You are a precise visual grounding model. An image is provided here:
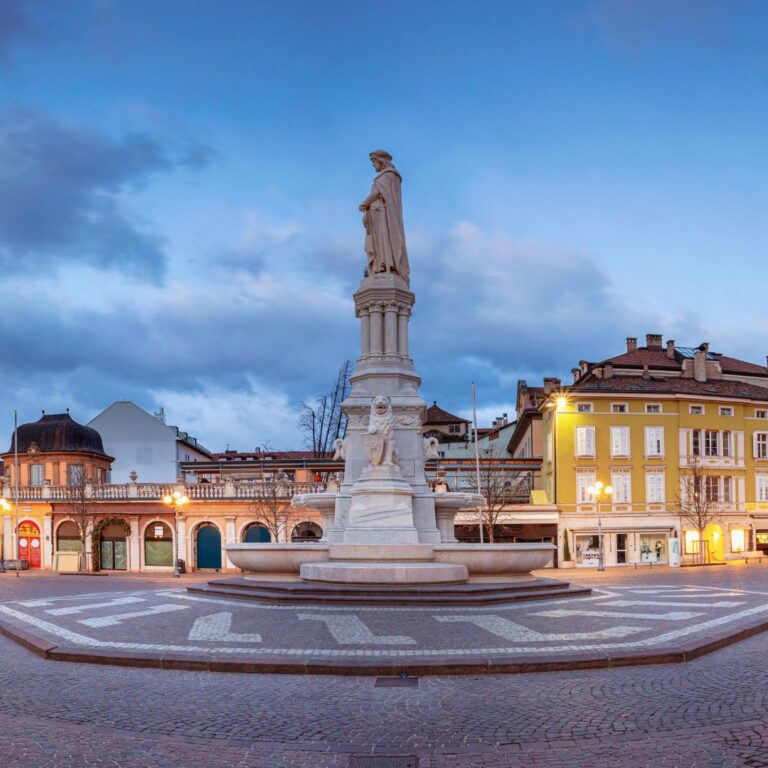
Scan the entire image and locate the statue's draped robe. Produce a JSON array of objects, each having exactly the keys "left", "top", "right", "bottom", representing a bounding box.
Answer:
[{"left": 363, "top": 166, "right": 410, "bottom": 283}]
